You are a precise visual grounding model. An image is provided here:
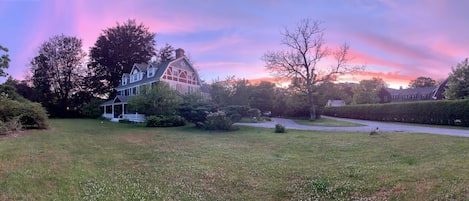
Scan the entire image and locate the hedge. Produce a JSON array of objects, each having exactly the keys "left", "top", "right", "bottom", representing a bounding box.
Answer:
[{"left": 323, "top": 100, "right": 469, "bottom": 126}]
